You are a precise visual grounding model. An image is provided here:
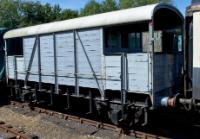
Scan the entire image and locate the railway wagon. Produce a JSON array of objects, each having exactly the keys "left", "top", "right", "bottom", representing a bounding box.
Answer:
[
  {"left": 182, "top": 1, "right": 200, "bottom": 110},
  {"left": 3, "top": 3, "right": 184, "bottom": 125}
]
